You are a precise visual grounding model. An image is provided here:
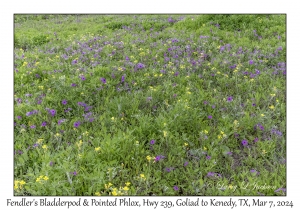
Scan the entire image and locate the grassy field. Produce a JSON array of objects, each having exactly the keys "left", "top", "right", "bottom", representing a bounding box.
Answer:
[{"left": 14, "top": 14, "right": 286, "bottom": 196}]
